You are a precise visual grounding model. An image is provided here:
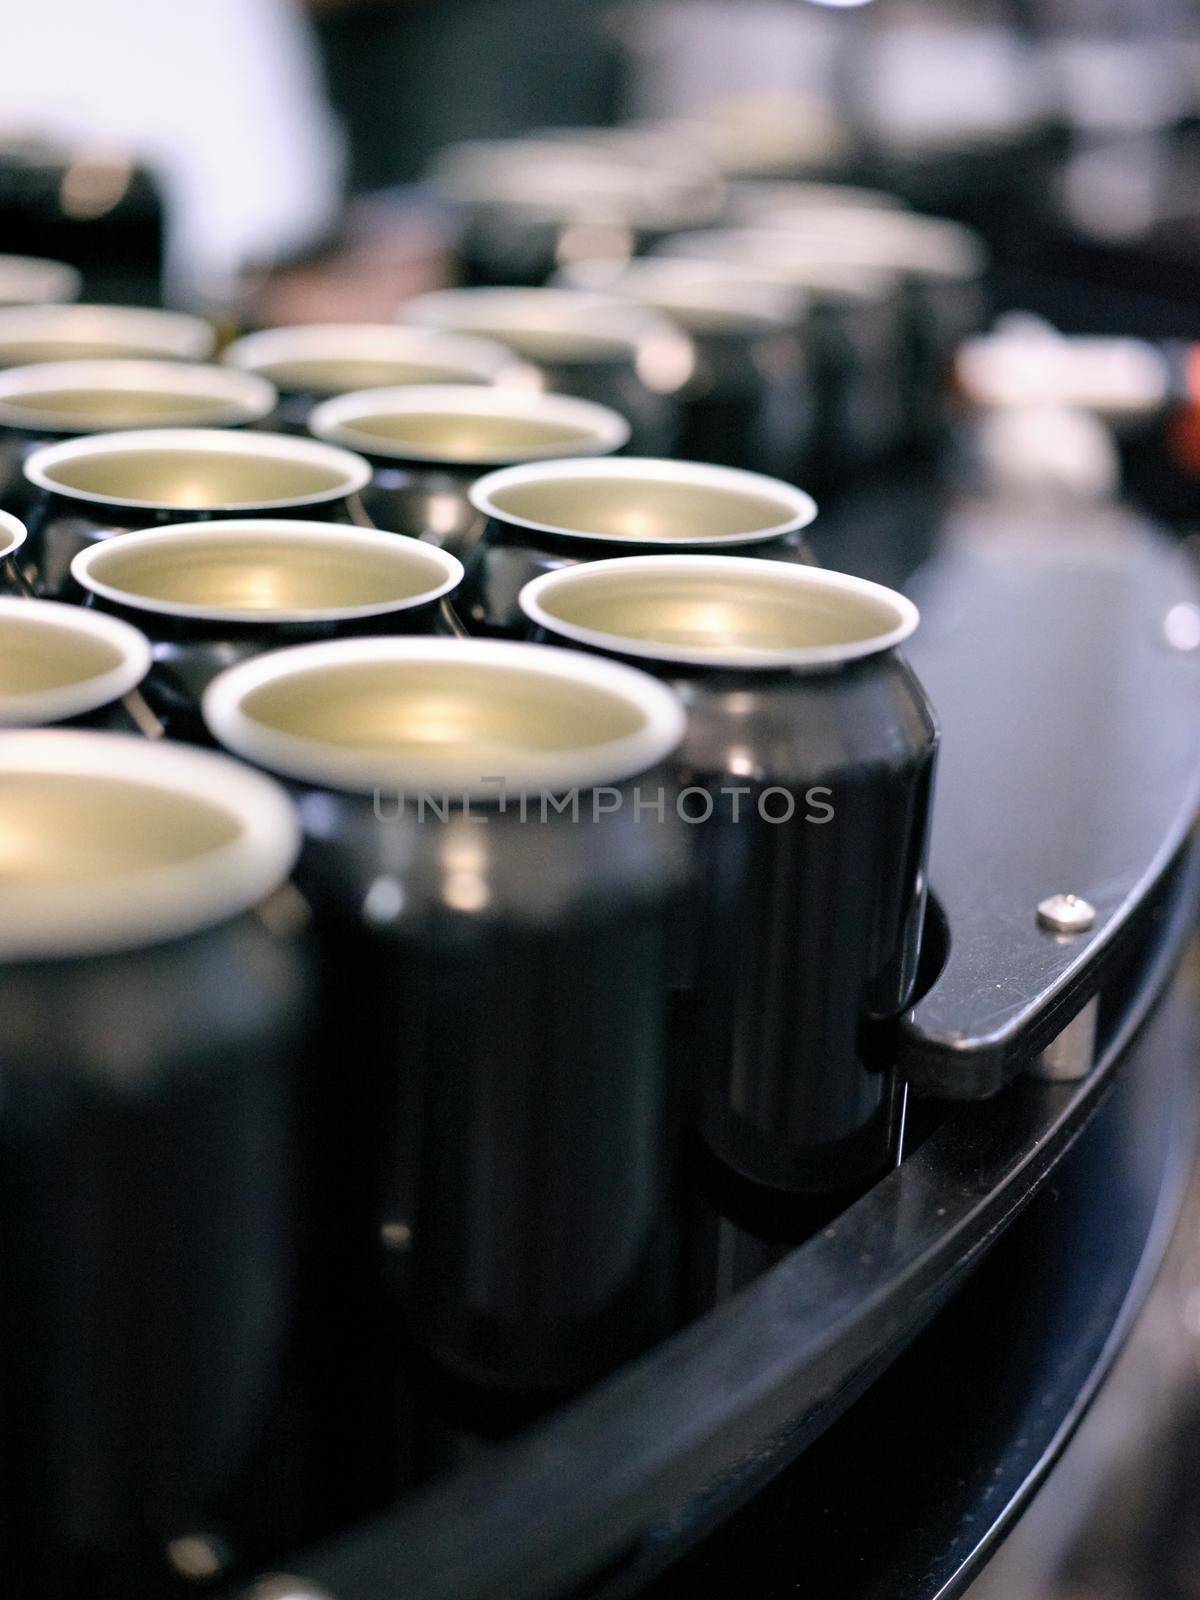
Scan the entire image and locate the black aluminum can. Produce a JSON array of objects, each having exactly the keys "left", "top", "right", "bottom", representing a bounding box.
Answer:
[
  {"left": 403, "top": 287, "right": 696, "bottom": 456},
  {"left": 741, "top": 210, "right": 988, "bottom": 452},
  {"left": 654, "top": 230, "right": 911, "bottom": 480},
  {"left": 0, "top": 596, "right": 151, "bottom": 731},
  {"left": 0, "top": 509, "right": 27, "bottom": 594},
  {"left": 556, "top": 255, "right": 817, "bottom": 478},
  {"left": 0, "top": 358, "right": 278, "bottom": 519},
  {"left": 429, "top": 134, "right": 724, "bottom": 288},
  {"left": 220, "top": 323, "right": 517, "bottom": 434},
  {"left": 203, "top": 635, "right": 690, "bottom": 1395},
  {"left": 461, "top": 454, "right": 818, "bottom": 636},
  {"left": 70, "top": 519, "right": 464, "bottom": 739},
  {"left": 520, "top": 555, "right": 938, "bottom": 1200},
  {"left": 308, "top": 383, "right": 630, "bottom": 553},
  {"left": 20, "top": 426, "right": 373, "bottom": 598},
  {"left": 0, "top": 731, "right": 307, "bottom": 1596}
]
